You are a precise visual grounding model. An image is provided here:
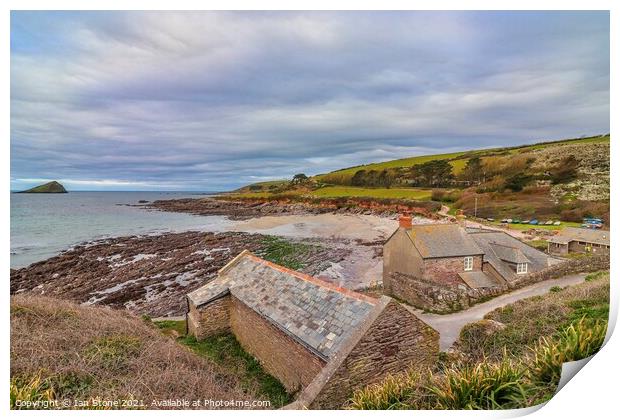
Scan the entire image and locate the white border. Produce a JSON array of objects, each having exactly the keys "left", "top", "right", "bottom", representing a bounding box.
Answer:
[{"left": 2, "top": 2, "right": 615, "bottom": 419}]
